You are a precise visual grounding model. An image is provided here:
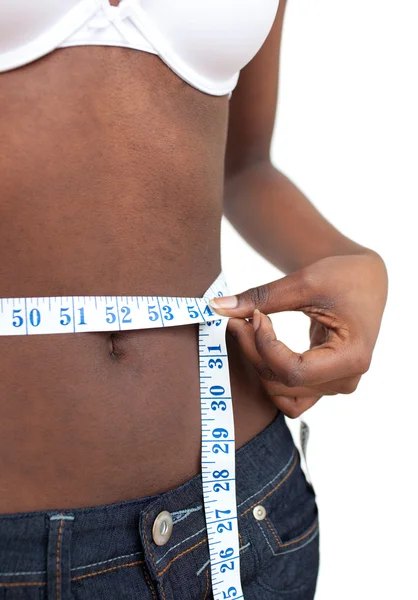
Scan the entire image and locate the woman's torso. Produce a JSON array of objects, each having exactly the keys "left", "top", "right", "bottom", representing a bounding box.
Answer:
[{"left": 0, "top": 43, "right": 278, "bottom": 514}]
